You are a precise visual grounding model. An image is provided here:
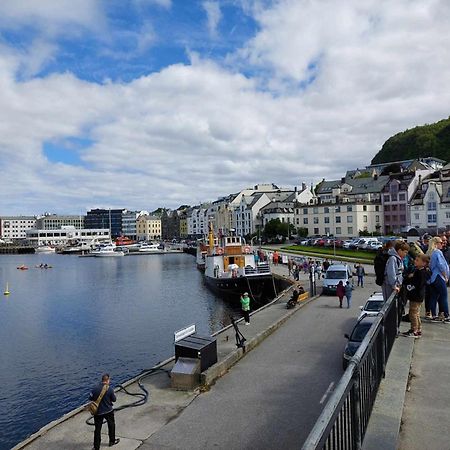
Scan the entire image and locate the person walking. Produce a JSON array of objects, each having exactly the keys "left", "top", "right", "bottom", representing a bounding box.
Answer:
[
  {"left": 89, "top": 374, "right": 120, "bottom": 450},
  {"left": 402, "top": 254, "right": 430, "bottom": 338},
  {"left": 336, "top": 280, "right": 345, "bottom": 308},
  {"left": 344, "top": 281, "right": 354, "bottom": 309},
  {"left": 427, "top": 237, "right": 450, "bottom": 322},
  {"left": 354, "top": 263, "right": 366, "bottom": 287},
  {"left": 240, "top": 292, "right": 251, "bottom": 325}
]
